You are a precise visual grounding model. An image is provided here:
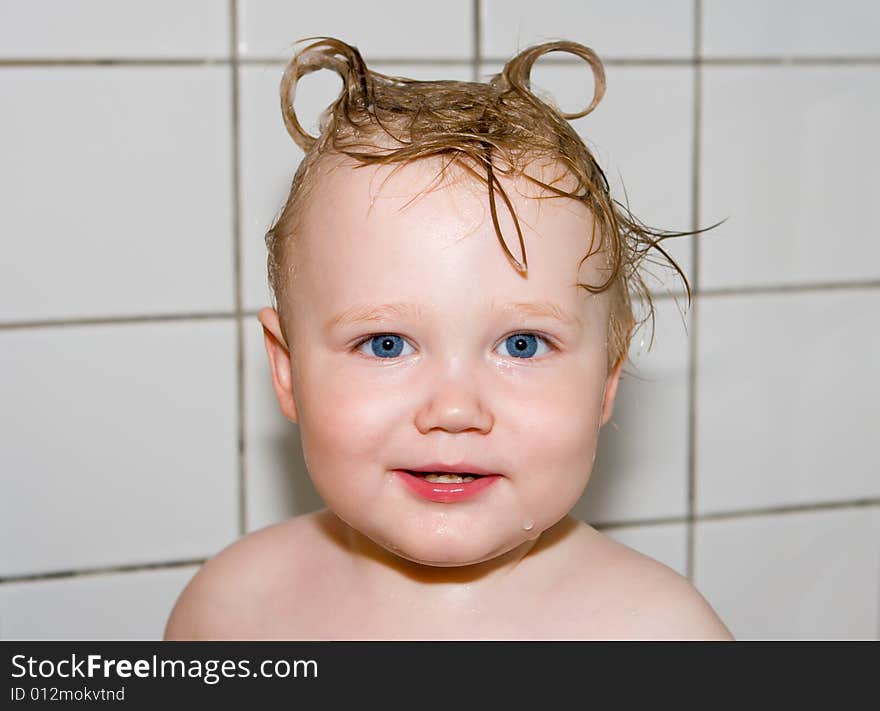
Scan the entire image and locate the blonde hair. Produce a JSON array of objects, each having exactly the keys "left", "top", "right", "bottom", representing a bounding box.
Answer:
[{"left": 266, "top": 36, "right": 696, "bottom": 369}]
